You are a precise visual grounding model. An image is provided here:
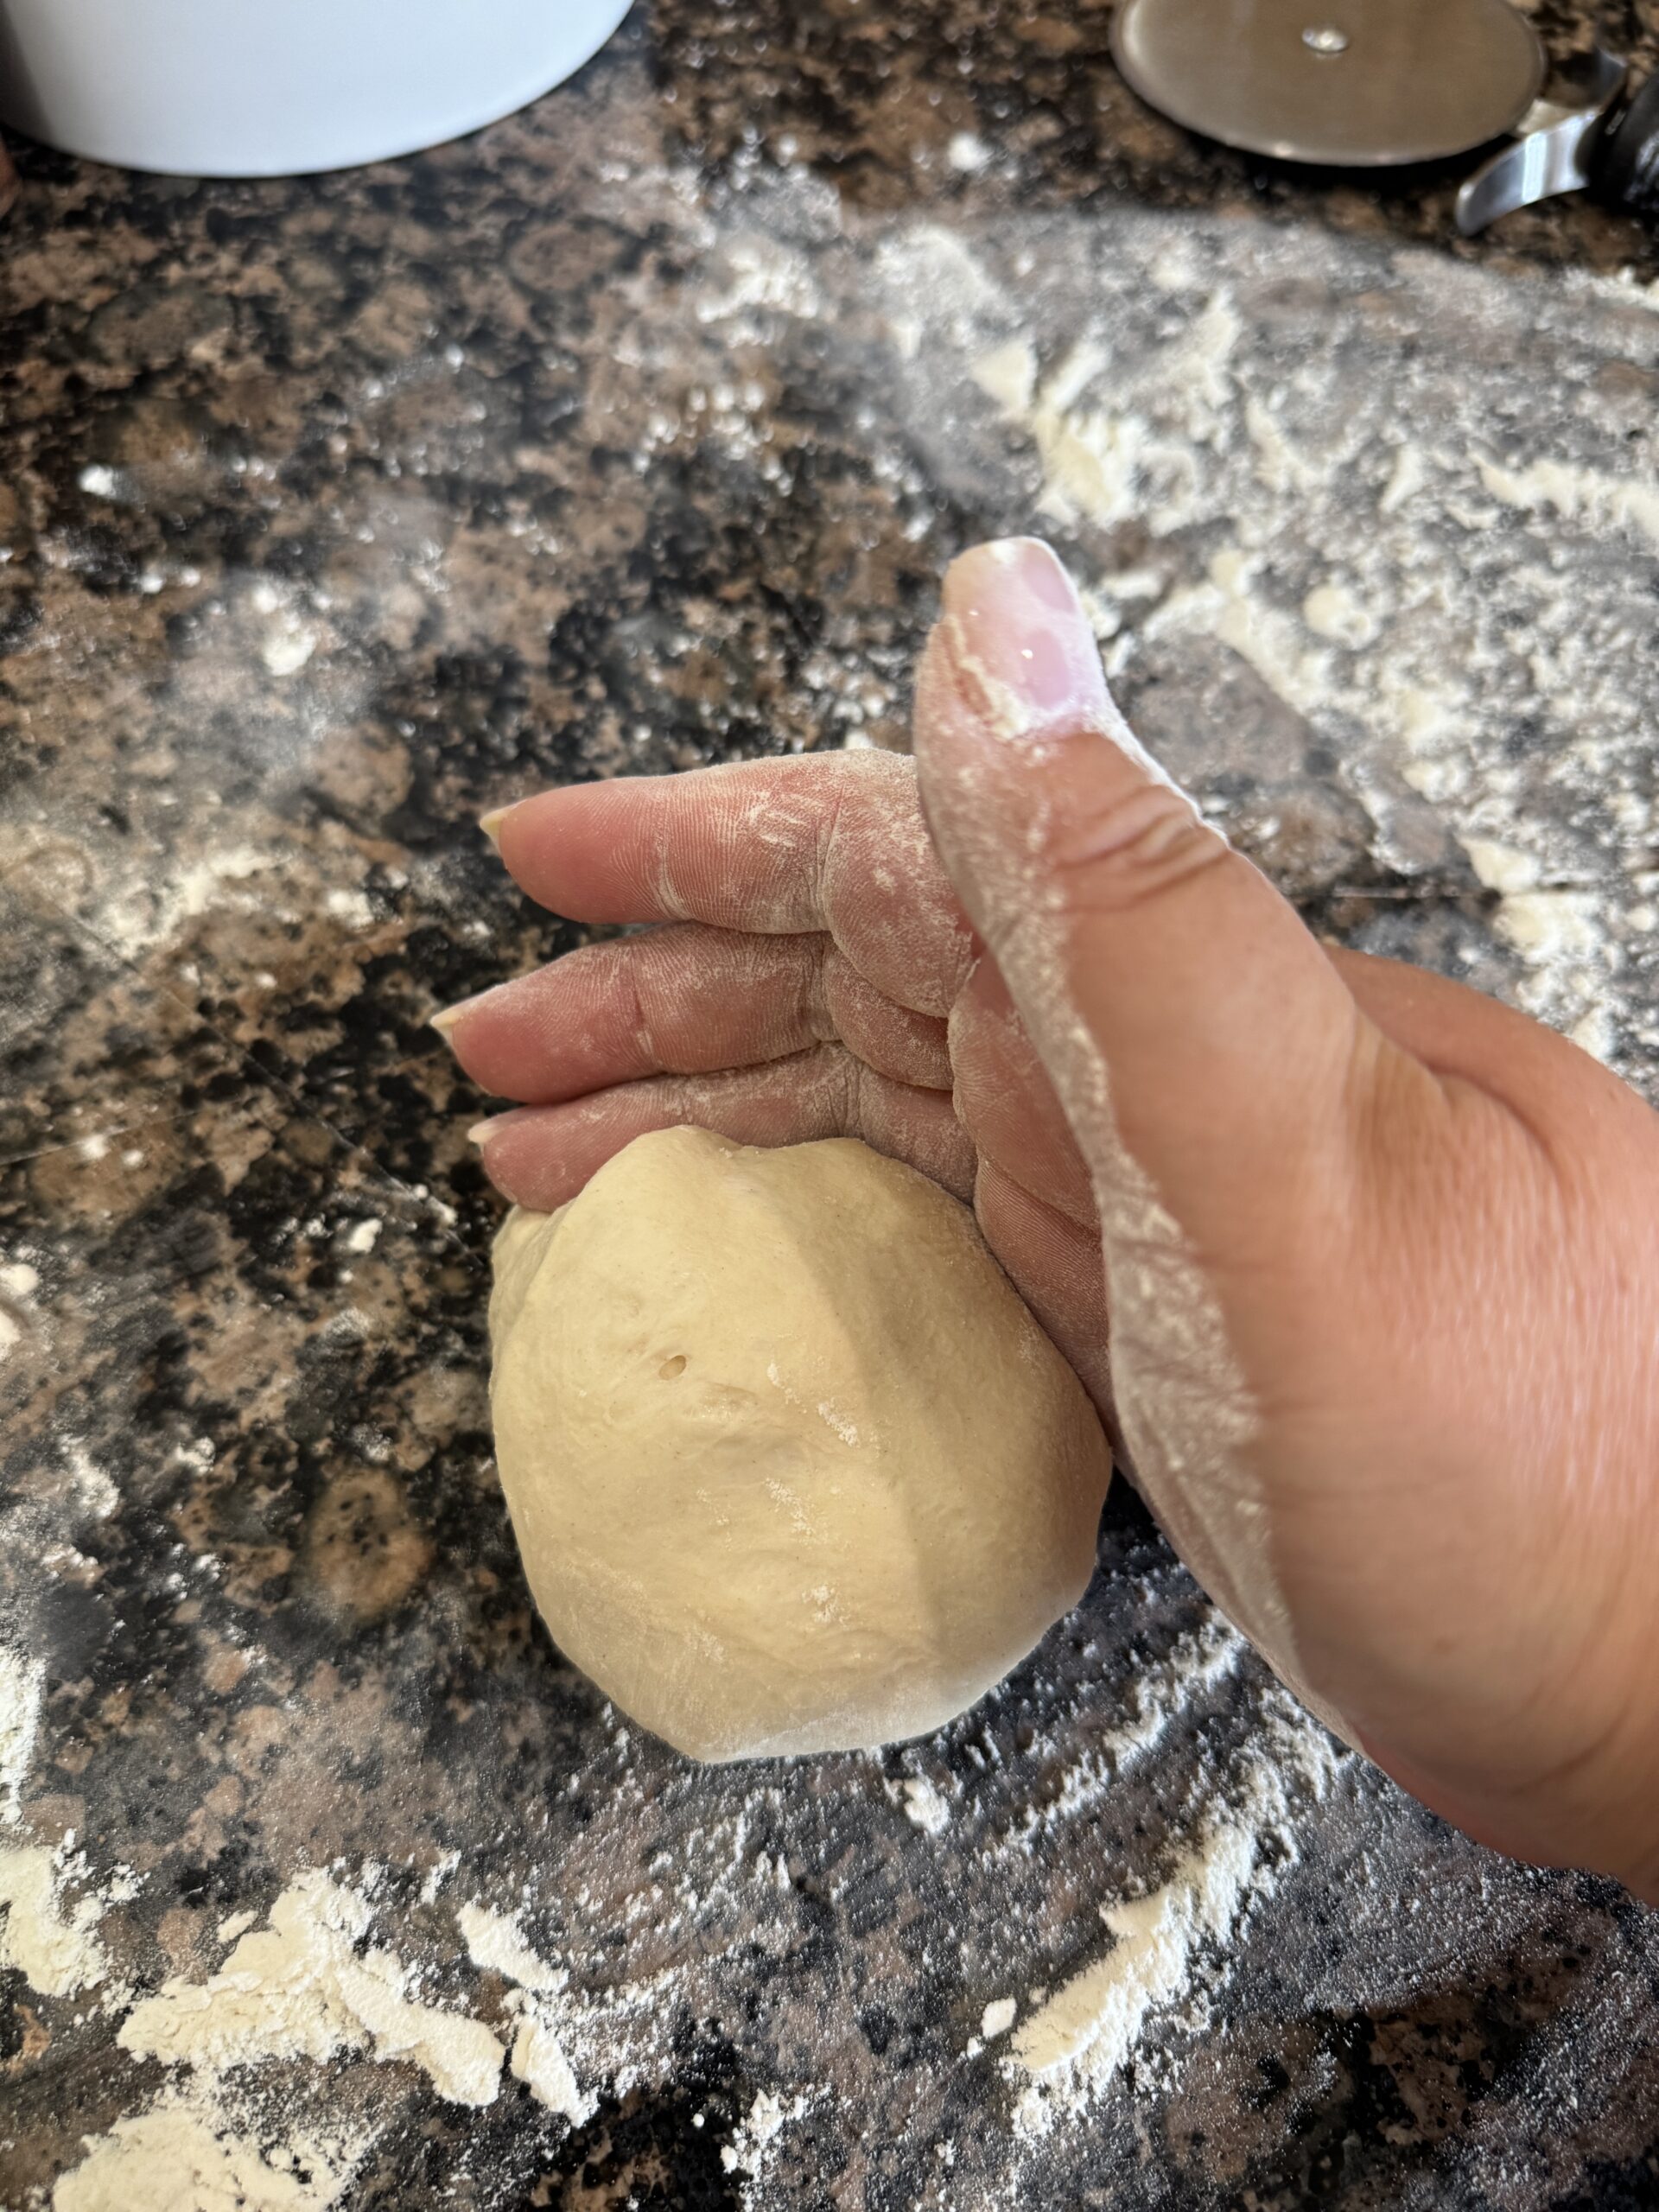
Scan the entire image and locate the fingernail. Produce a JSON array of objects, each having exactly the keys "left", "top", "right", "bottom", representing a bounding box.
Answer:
[
  {"left": 479, "top": 806, "right": 512, "bottom": 845},
  {"left": 467, "top": 1116, "right": 512, "bottom": 1148},
  {"left": 938, "top": 538, "right": 1109, "bottom": 741},
  {"left": 430, "top": 985, "right": 501, "bottom": 1038}
]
